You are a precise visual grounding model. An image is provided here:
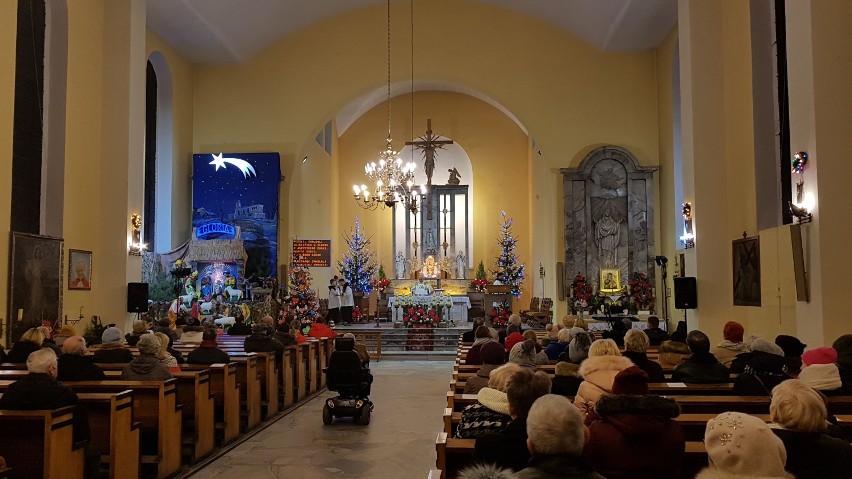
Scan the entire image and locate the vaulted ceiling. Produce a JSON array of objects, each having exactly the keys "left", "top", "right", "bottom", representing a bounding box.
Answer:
[{"left": 146, "top": 0, "right": 677, "bottom": 64}]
